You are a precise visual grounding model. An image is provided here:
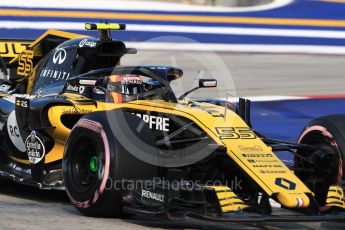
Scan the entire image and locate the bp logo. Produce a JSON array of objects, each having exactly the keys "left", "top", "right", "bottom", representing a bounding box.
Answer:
[{"left": 25, "top": 131, "right": 45, "bottom": 164}]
